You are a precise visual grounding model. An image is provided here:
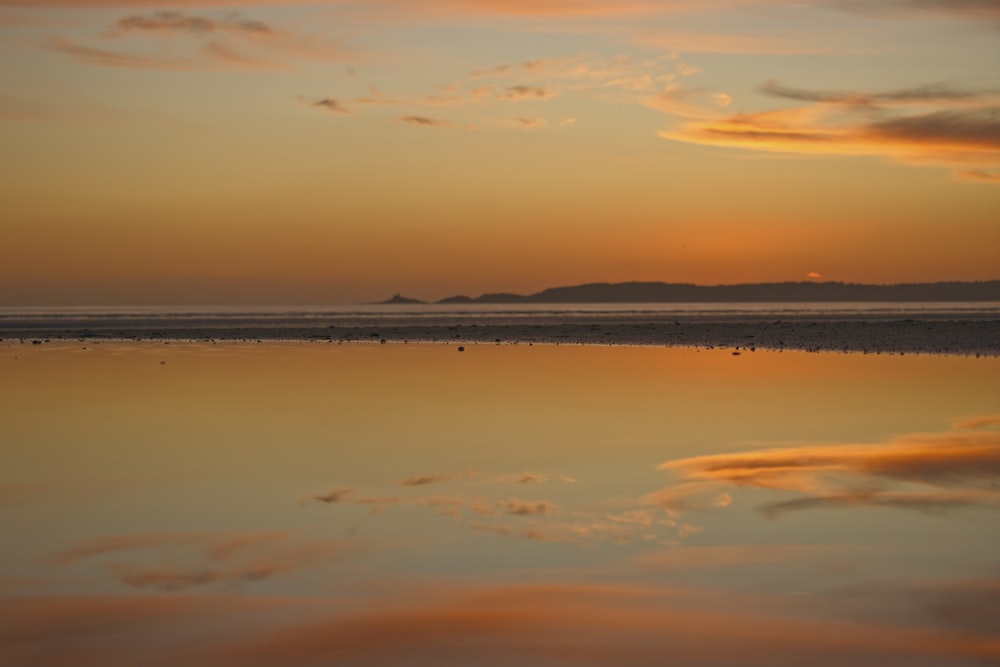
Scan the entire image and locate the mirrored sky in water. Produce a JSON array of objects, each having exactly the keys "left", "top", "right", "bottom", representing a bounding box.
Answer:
[{"left": 1, "top": 342, "right": 998, "bottom": 666}]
